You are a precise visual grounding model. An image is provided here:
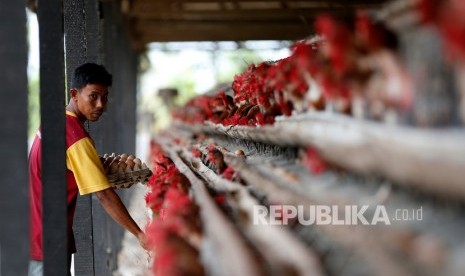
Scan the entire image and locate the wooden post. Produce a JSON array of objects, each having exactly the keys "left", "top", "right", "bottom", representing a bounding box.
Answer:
[
  {"left": 37, "top": 0, "right": 68, "bottom": 275},
  {"left": 90, "top": 3, "right": 139, "bottom": 275},
  {"left": 0, "top": 0, "right": 29, "bottom": 275}
]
